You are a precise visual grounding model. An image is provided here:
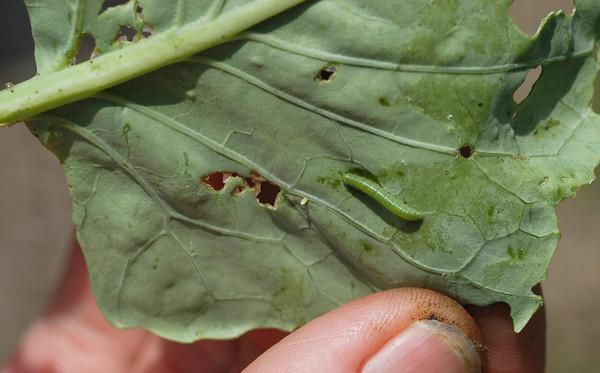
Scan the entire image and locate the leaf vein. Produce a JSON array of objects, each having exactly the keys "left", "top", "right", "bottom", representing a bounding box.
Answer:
[{"left": 240, "top": 33, "right": 594, "bottom": 75}]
